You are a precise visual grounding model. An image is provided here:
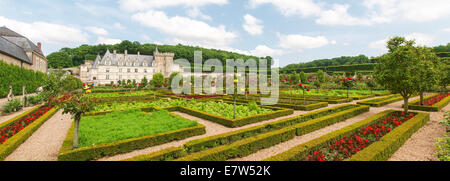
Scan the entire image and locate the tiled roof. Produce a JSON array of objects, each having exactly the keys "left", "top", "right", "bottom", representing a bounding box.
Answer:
[{"left": 0, "top": 26, "right": 44, "bottom": 56}]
